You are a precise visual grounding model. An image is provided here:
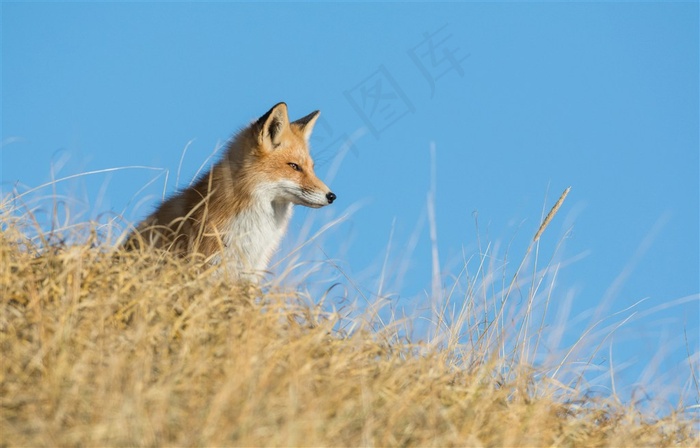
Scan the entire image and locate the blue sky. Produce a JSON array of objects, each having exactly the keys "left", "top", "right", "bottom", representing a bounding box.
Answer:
[{"left": 3, "top": 2, "right": 698, "bottom": 407}]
